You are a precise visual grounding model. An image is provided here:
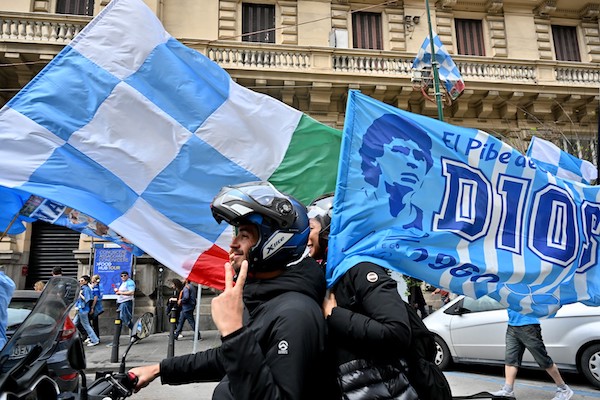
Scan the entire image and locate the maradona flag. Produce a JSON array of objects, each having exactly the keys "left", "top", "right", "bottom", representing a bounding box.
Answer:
[
  {"left": 328, "top": 90, "right": 600, "bottom": 317},
  {"left": 0, "top": 0, "right": 341, "bottom": 289}
]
